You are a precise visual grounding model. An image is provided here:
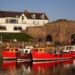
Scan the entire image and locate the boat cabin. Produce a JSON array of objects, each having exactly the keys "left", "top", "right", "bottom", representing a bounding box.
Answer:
[
  {"left": 18, "top": 48, "right": 31, "bottom": 54},
  {"left": 32, "top": 47, "right": 46, "bottom": 53},
  {"left": 63, "top": 45, "right": 75, "bottom": 52},
  {"left": 32, "top": 47, "right": 54, "bottom": 53},
  {"left": 4, "top": 48, "right": 18, "bottom": 52}
]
